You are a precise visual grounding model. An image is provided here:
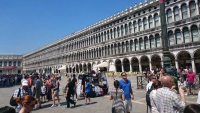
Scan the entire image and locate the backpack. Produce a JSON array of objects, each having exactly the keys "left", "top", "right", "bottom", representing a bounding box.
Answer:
[
  {"left": 146, "top": 85, "right": 153, "bottom": 108},
  {"left": 10, "top": 88, "right": 21, "bottom": 106}
]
